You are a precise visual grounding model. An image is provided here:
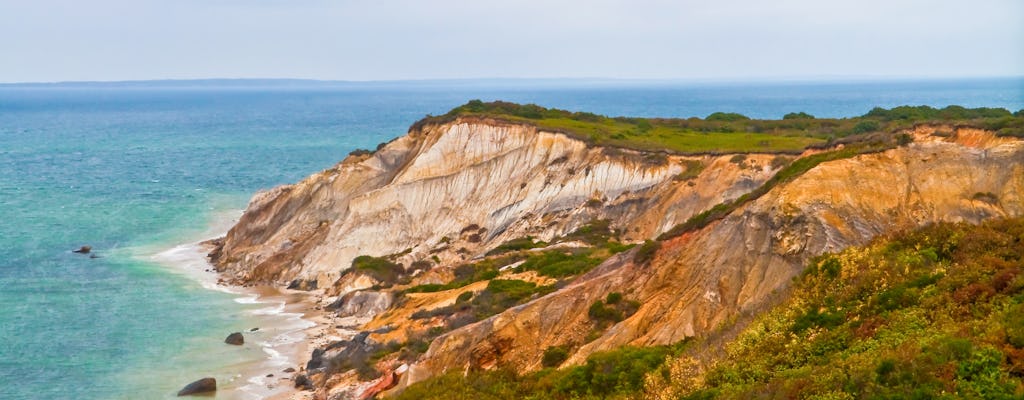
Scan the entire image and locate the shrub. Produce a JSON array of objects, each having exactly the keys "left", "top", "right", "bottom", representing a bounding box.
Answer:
[
  {"left": 486, "top": 236, "right": 546, "bottom": 255},
  {"left": 783, "top": 111, "right": 815, "bottom": 120},
  {"left": 706, "top": 112, "right": 750, "bottom": 121},
  {"left": 674, "top": 159, "right": 706, "bottom": 181},
  {"left": 634, "top": 240, "right": 661, "bottom": 265},
  {"left": 542, "top": 346, "right": 570, "bottom": 367},
  {"left": 852, "top": 120, "right": 881, "bottom": 134},
  {"left": 351, "top": 255, "right": 404, "bottom": 284},
  {"left": 588, "top": 300, "right": 623, "bottom": 324},
  {"left": 517, "top": 250, "right": 602, "bottom": 278},
  {"left": 456, "top": 291, "right": 473, "bottom": 303}
]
